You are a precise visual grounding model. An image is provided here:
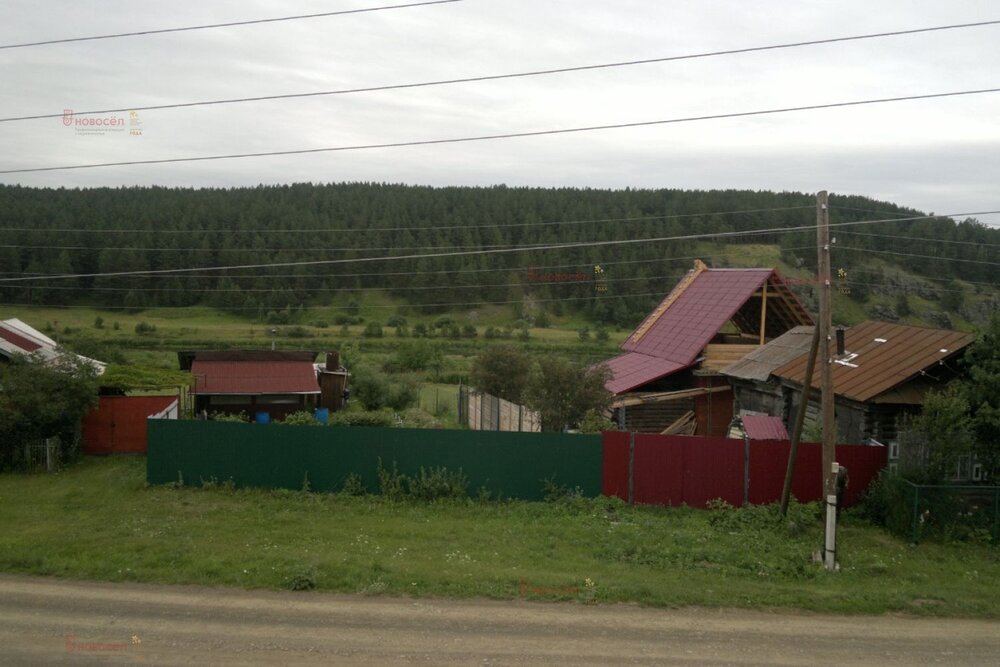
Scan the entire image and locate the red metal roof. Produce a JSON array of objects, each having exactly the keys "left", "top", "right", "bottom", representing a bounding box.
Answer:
[
  {"left": 0, "top": 324, "right": 43, "bottom": 352},
  {"left": 741, "top": 415, "right": 790, "bottom": 441},
  {"left": 191, "top": 360, "right": 320, "bottom": 395},
  {"left": 623, "top": 269, "right": 773, "bottom": 363},
  {"left": 602, "top": 352, "right": 687, "bottom": 395}
]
